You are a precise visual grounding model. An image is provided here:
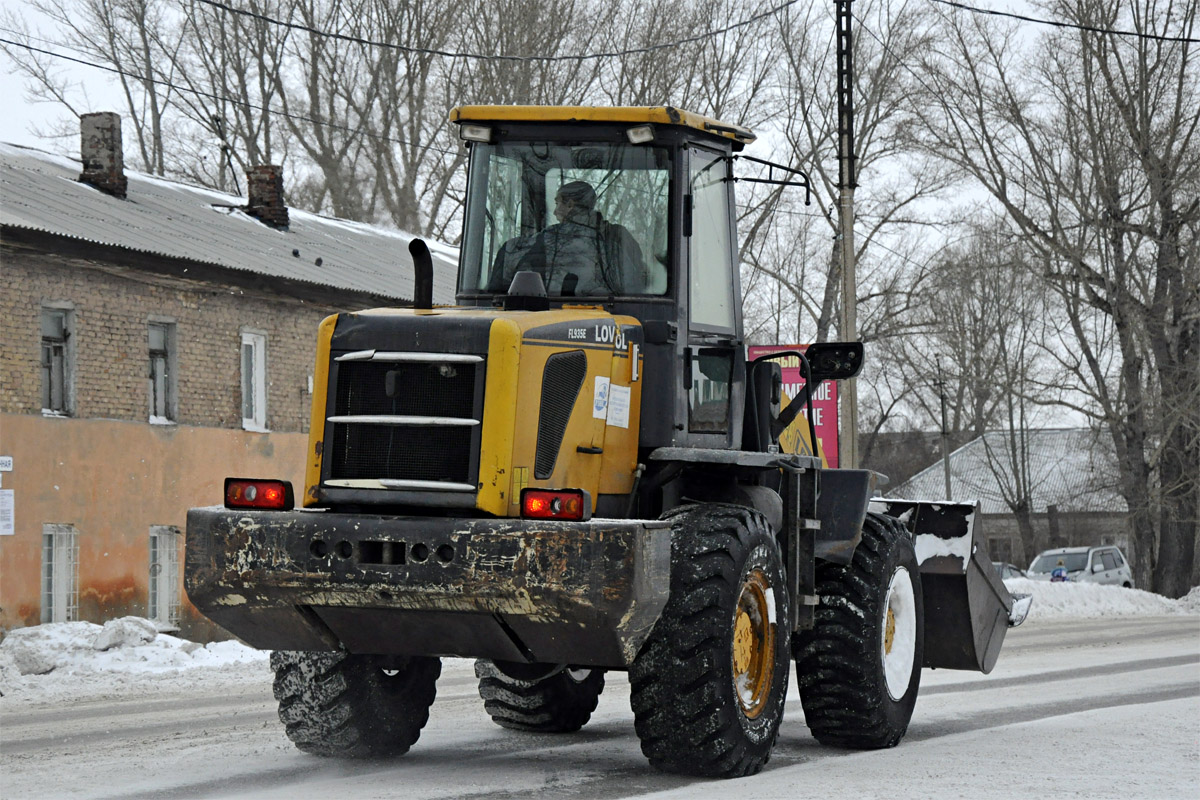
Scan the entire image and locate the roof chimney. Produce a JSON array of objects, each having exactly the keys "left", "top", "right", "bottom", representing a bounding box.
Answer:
[
  {"left": 78, "top": 112, "right": 127, "bottom": 199},
  {"left": 245, "top": 165, "right": 289, "bottom": 228}
]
